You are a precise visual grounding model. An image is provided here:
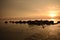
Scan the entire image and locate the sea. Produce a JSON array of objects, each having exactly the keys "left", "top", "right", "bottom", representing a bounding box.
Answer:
[{"left": 0, "top": 19, "right": 60, "bottom": 40}]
